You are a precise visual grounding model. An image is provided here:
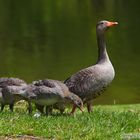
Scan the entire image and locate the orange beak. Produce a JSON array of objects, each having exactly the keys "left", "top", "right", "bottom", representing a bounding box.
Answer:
[{"left": 106, "top": 21, "right": 118, "bottom": 27}]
